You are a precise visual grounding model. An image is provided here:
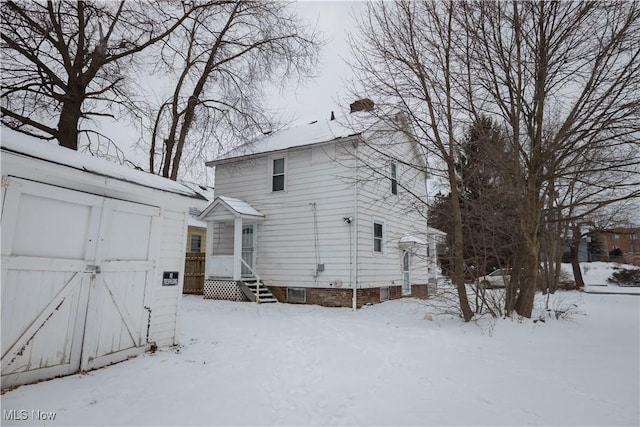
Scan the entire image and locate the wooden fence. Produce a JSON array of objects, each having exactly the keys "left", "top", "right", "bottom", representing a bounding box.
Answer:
[{"left": 183, "top": 252, "right": 205, "bottom": 294}]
